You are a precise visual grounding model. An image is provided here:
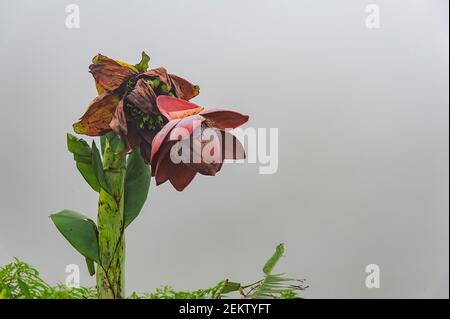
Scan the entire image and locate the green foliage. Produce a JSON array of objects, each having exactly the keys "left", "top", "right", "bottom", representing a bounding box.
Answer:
[
  {"left": 263, "top": 243, "right": 284, "bottom": 275},
  {"left": 249, "top": 244, "right": 307, "bottom": 299},
  {"left": 134, "top": 51, "right": 150, "bottom": 72},
  {"left": 67, "top": 133, "right": 101, "bottom": 192},
  {"left": 131, "top": 280, "right": 246, "bottom": 299},
  {"left": 50, "top": 210, "right": 100, "bottom": 264},
  {"left": 91, "top": 141, "right": 111, "bottom": 194},
  {"left": 40, "top": 285, "right": 97, "bottom": 299},
  {"left": 131, "top": 283, "right": 222, "bottom": 299},
  {"left": 251, "top": 274, "right": 300, "bottom": 299},
  {"left": 0, "top": 244, "right": 307, "bottom": 299},
  {"left": 66, "top": 133, "right": 120, "bottom": 195},
  {"left": 124, "top": 149, "right": 151, "bottom": 228},
  {"left": 220, "top": 280, "right": 241, "bottom": 294},
  {"left": 85, "top": 257, "right": 96, "bottom": 276},
  {"left": 61, "top": 131, "right": 150, "bottom": 281},
  {"left": 0, "top": 258, "right": 96, "bottom": 299},
  {"left": 100, "top": 131, "right": 117, "bottom": 154}
]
